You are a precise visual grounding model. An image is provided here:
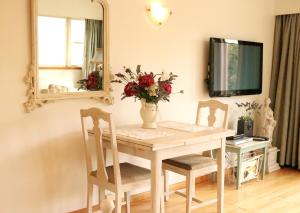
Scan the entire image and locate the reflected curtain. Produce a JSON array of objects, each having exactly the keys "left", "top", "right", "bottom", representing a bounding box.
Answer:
[
  {"left": 82, "top": 19, "right": 102, "bottom": 78},
  {"left": 269, "top": 14, "right": 300, "bottom": 169}
]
